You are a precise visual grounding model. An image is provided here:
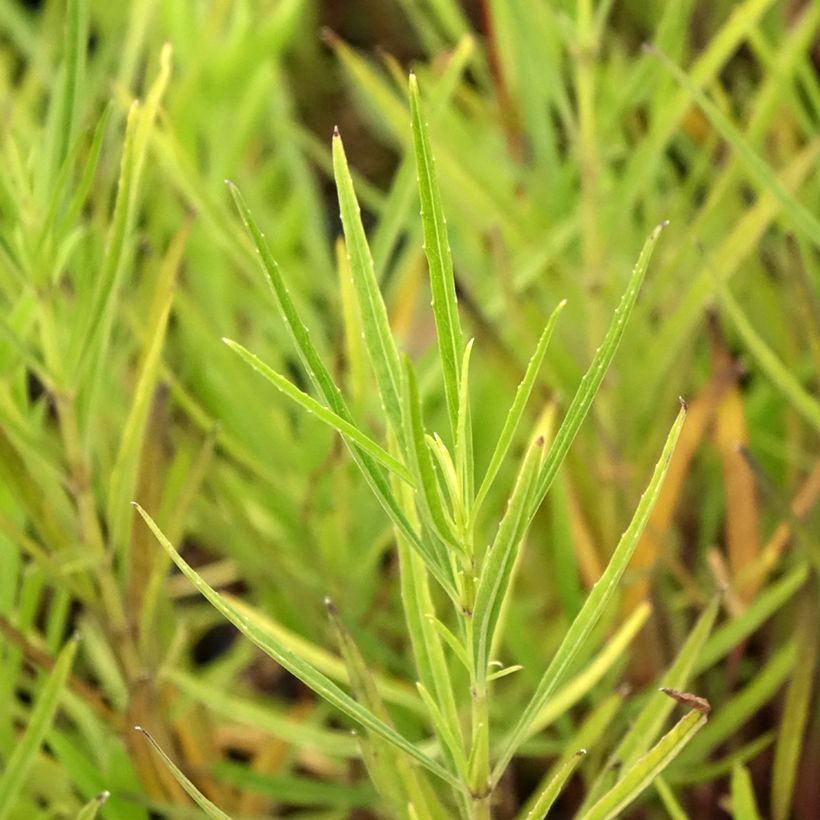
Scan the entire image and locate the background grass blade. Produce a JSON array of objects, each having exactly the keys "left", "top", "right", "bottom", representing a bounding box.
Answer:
[
  {"left": 718, "top": 282, "right": 820, "bottom": 433},
  {"left": 770, "top": 595, "right": 816, "bottom": 820},
  {"left": 0, "top": 634, "right": 78, "bottom": 819}
]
